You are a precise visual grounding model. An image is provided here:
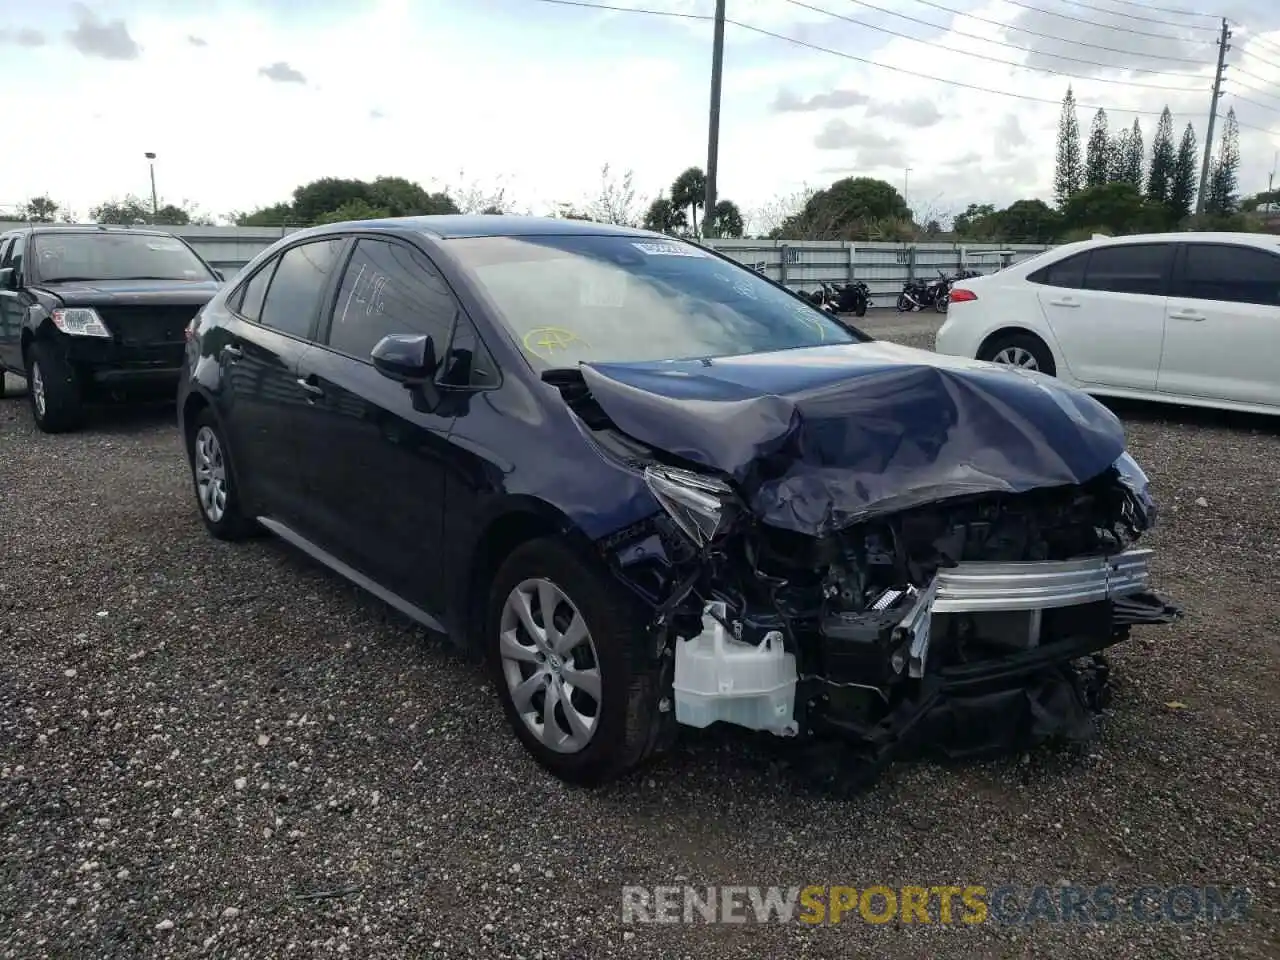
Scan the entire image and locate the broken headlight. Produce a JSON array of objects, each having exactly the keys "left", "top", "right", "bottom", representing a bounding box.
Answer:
[
  {"left": 643, "top": 465, "right": 739, "bottom": 547},
  {"left": 1113, "top": 451, "right": 1157, "bottom": 530}
]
